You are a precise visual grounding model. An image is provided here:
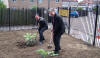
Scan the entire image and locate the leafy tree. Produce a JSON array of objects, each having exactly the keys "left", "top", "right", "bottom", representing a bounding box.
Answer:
[
  {"left": 0, "top": 0, "right": 6, "bottom": 8},
  {"left": 32, "top": 5, "right": 37, "bottom": 9}
]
